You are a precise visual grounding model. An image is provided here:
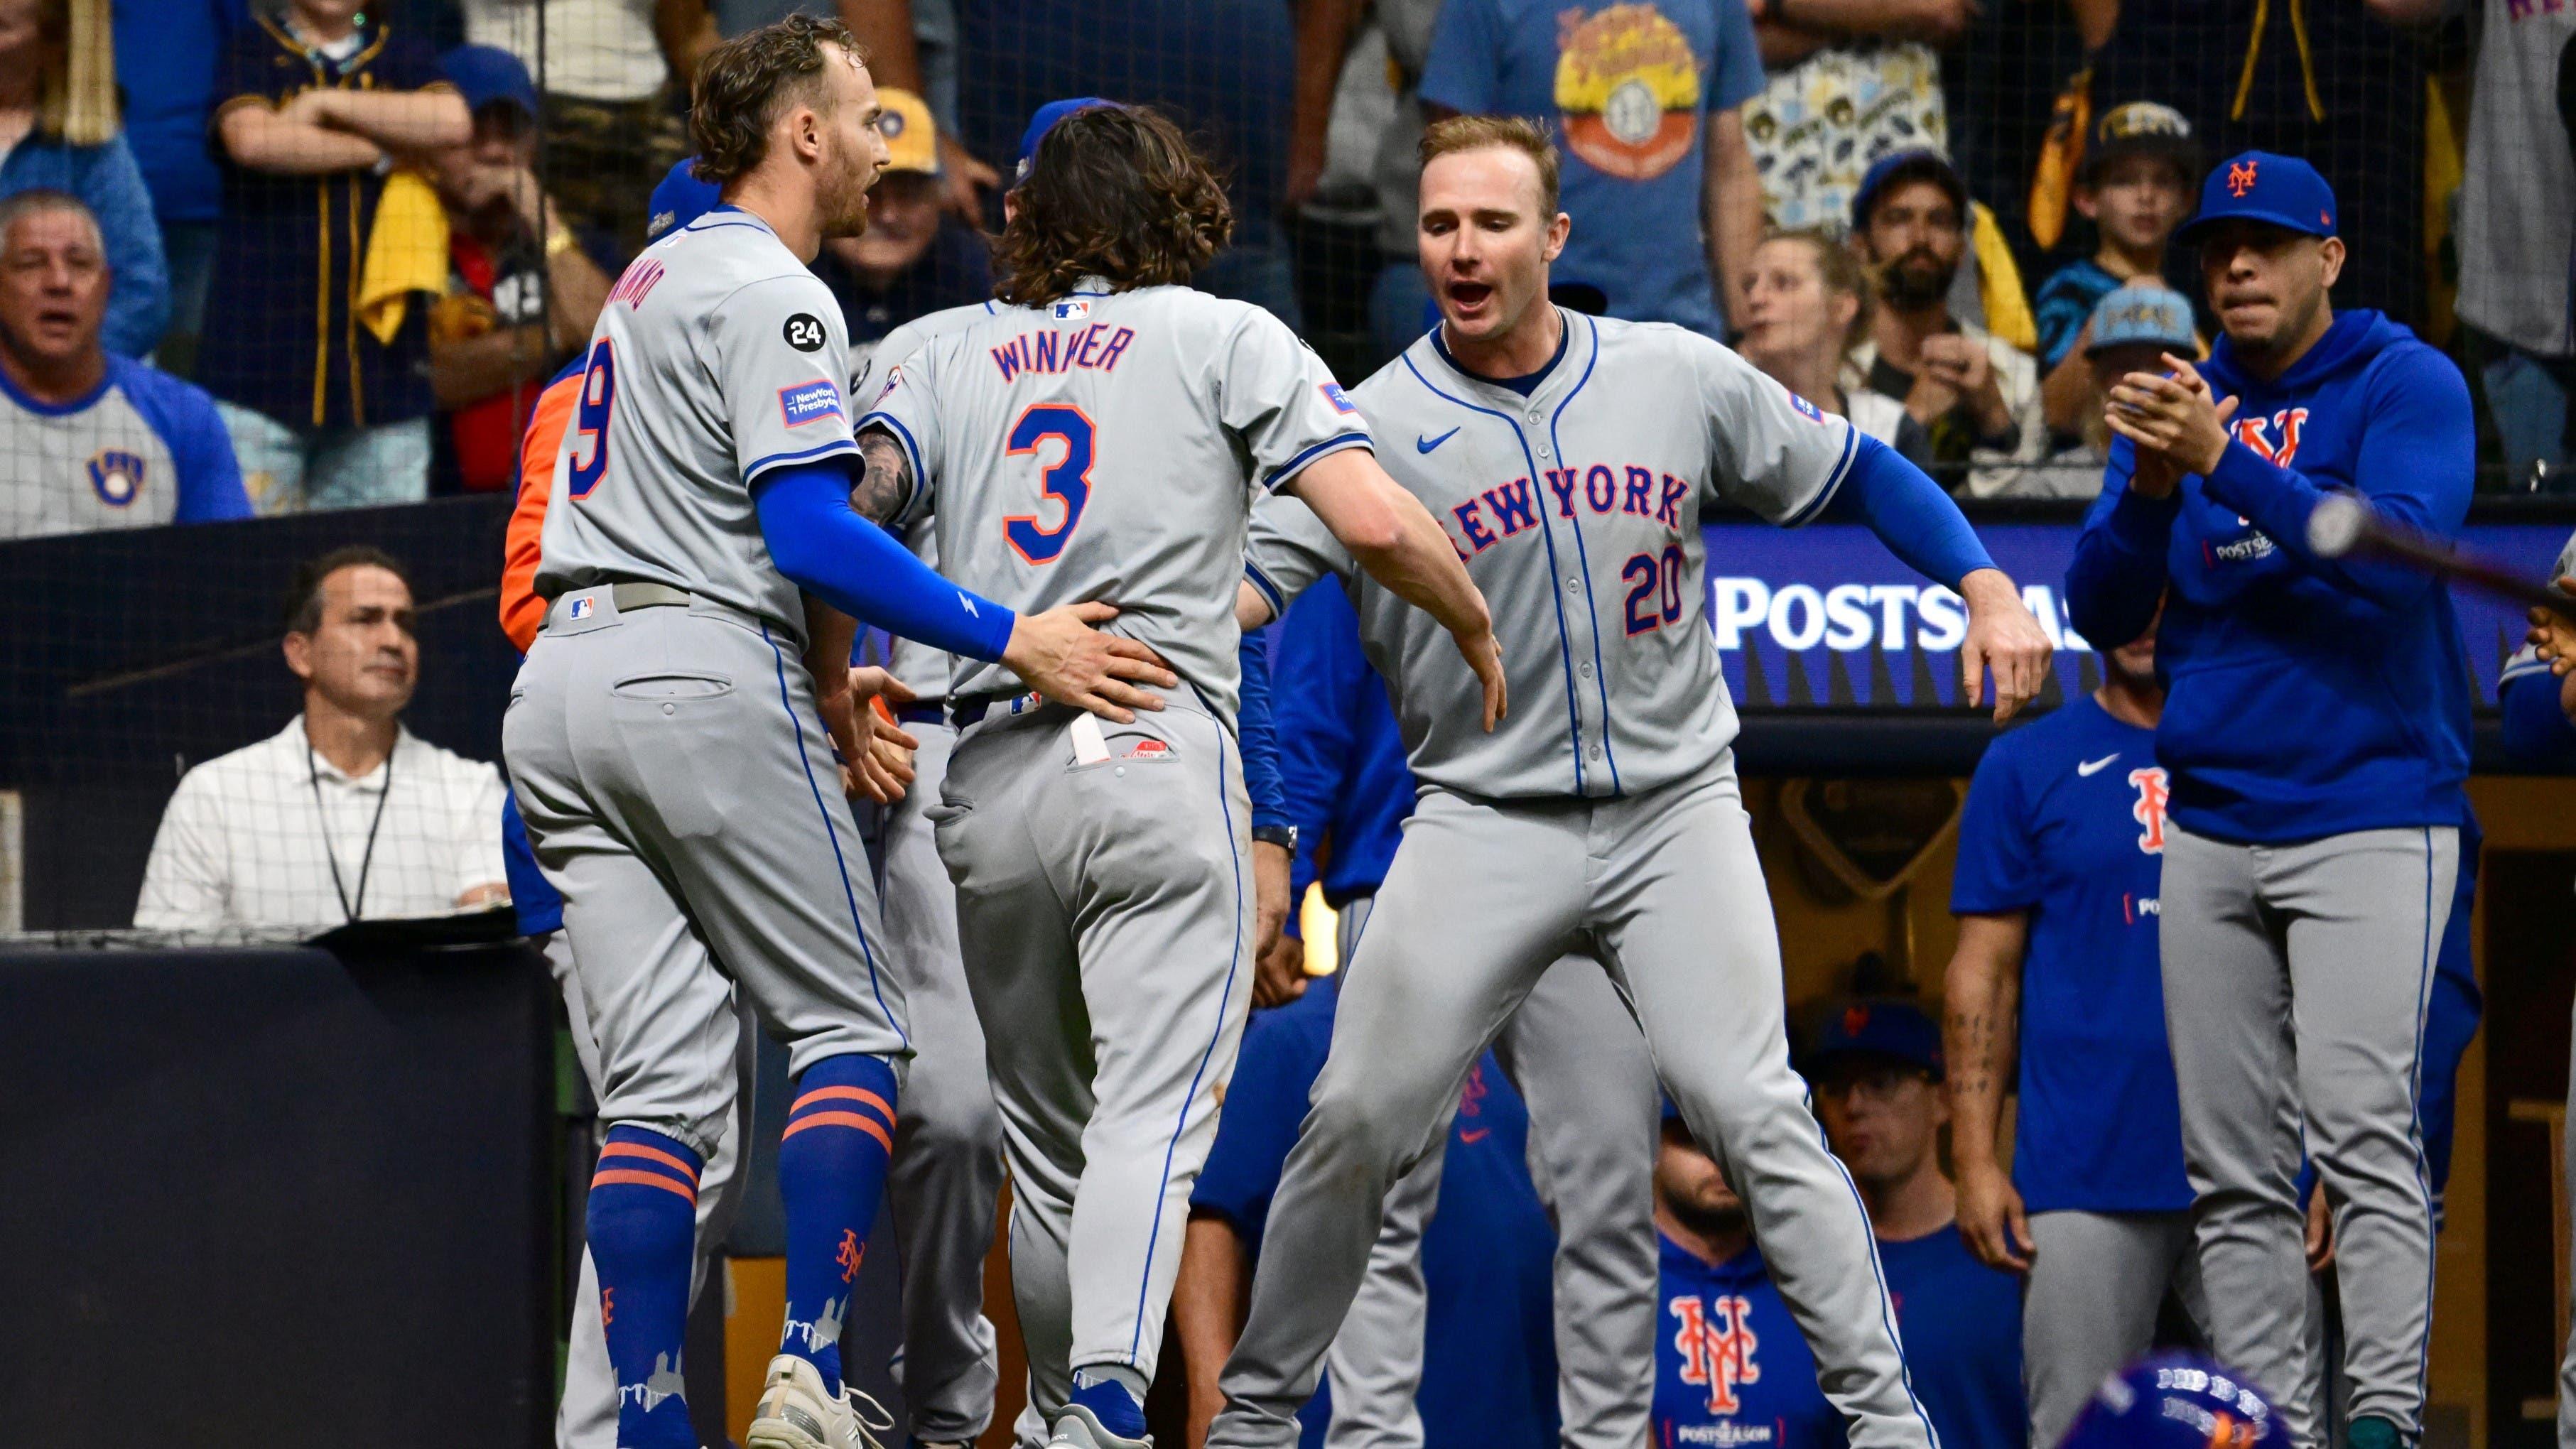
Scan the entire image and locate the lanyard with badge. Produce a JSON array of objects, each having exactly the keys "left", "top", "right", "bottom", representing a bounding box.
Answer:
[{"left": 308, "top": 739, "right": 393, "bottom": 923}]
